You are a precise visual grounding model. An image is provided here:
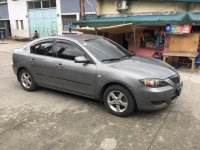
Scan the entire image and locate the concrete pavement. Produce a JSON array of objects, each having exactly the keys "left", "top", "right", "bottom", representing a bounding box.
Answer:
[{"left": 0, "top": 40, "right": 200, "bottom": 150}]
